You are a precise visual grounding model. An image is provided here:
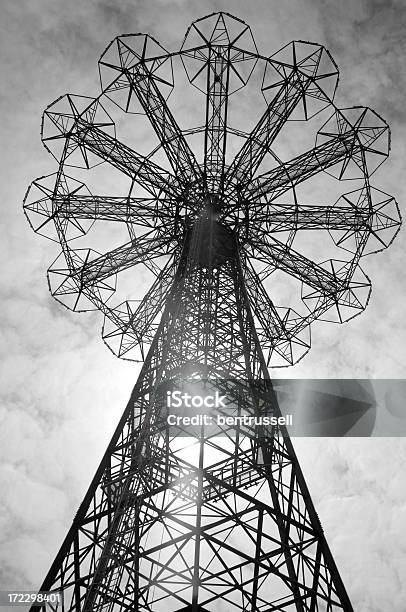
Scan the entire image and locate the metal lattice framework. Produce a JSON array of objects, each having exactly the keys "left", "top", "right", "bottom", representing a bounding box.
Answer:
[{"left": 24, "top": 12, "right": 400, "bottom": 612}]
